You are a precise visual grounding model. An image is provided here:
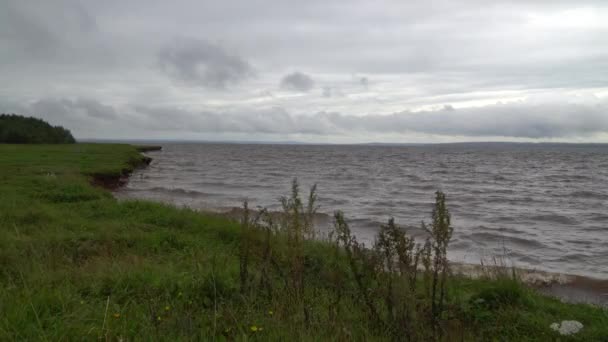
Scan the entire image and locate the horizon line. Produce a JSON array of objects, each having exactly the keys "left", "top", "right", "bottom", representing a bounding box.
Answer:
[{"left": 77, "top": 138, "right": 608, "bottom": 146}]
